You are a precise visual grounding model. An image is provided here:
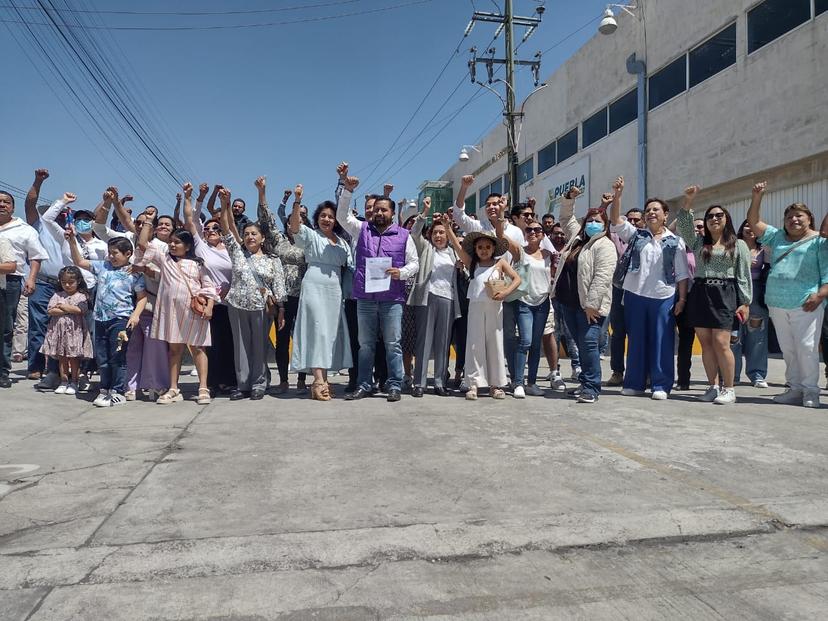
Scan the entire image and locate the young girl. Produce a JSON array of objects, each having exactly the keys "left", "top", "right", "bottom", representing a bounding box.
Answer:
[
  {"left": 445, "top": 220, "right": 521, "bottom": 400},
  {"left": 136, "top": 192, "right": 219, "bottom": 406},
  {"left": 40, "top": 266, "right": 94, "bottom": 395}
]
